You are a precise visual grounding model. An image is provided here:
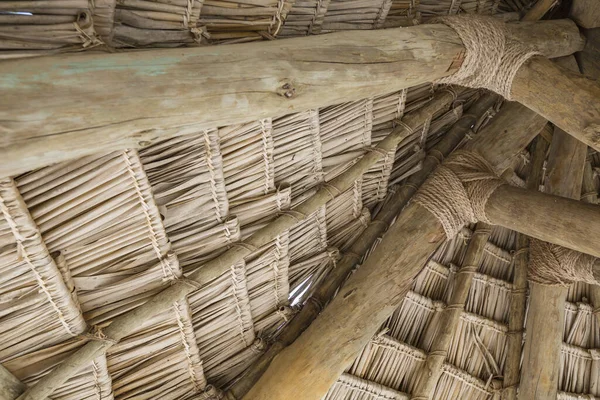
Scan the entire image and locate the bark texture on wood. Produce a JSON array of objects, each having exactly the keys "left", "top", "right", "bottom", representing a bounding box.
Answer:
[
  {"left": 411, "top": 222, "right": 492, "bottom": 399},
  {"left": 227, "top": 92, "right": 500, "bottom": 400},
  {"left": 518, "top": 125, "right": 587, "bottom": 400},
  {"left": 571, "top": 0, "right": 600, "bottom": 29},
  {"left": 0, "top": 365, "right": 25, "bottom": 400},
  {"left": 243, "top": 102, "right": 548, "bottom": 400},
  {"left": 502, "top": 134, "right": 549, "bottom": 400},
  {"left": 511, "top": 57, "right": 600, "bottom": 153},
  {"left": 0, "top": 20, "right": 583, "bottom": 178}
]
